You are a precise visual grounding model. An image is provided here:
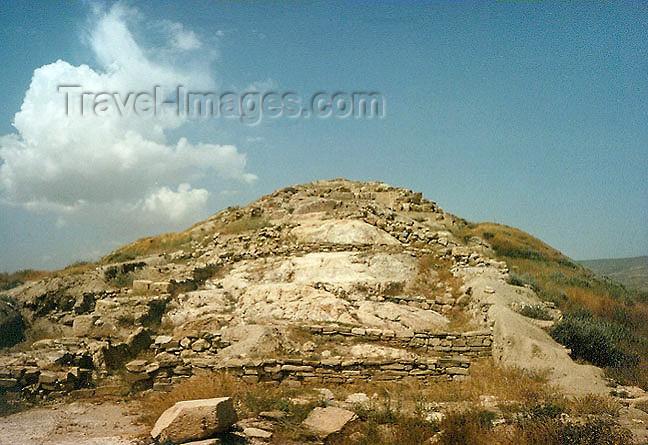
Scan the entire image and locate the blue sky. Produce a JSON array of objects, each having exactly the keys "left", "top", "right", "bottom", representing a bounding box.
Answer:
[{"left": 0, "top": 1, "right": 646, "bottom": 271}]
